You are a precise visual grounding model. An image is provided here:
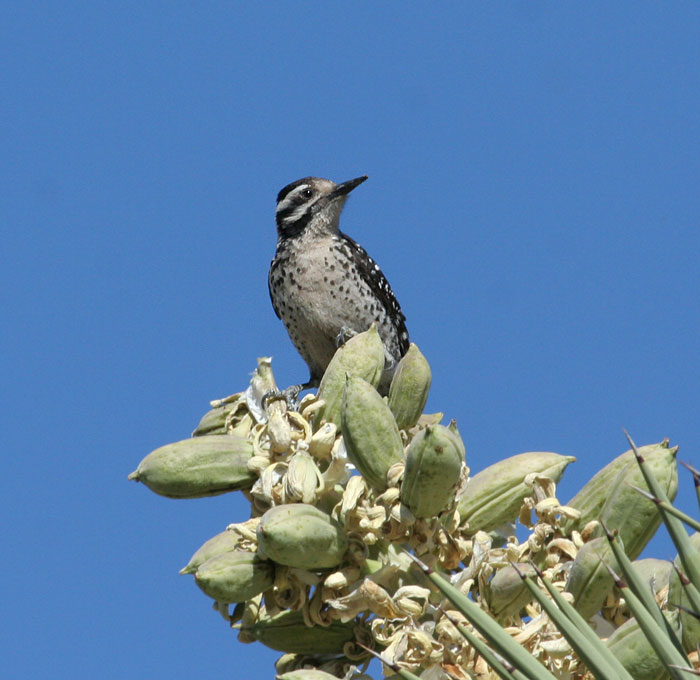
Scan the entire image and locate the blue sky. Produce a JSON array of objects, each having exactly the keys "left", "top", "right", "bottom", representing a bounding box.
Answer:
[{"left": 3, "top": 3, "right": 699, "bottom": 679}]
